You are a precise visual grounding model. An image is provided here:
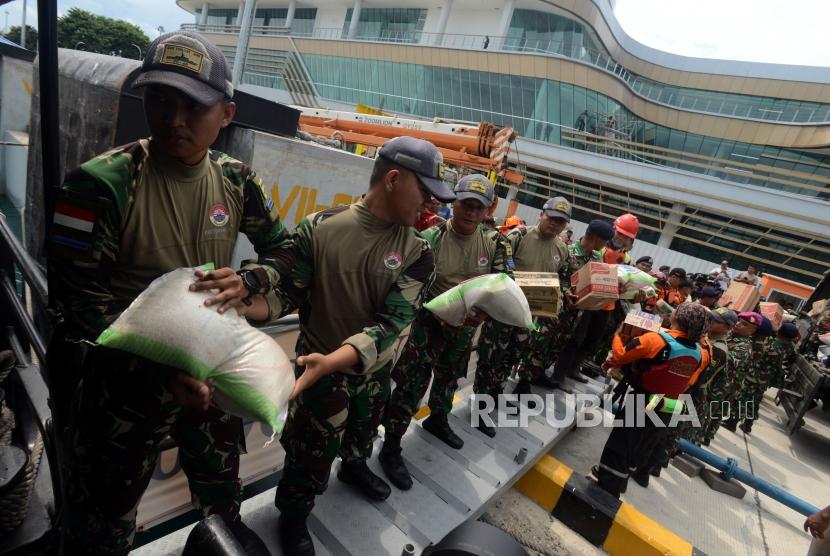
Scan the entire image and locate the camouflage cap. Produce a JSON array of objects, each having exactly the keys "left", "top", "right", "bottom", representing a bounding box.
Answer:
[{"left": 132, "top": 31, "right": 233, "bottom": 105}]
